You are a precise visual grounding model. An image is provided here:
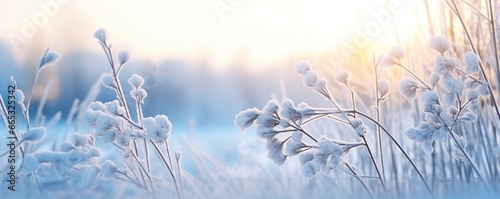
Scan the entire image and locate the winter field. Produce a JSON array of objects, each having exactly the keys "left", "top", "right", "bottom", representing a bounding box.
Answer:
[{"left": 1, "top": 0, "right": 500, "bottom": 198}]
